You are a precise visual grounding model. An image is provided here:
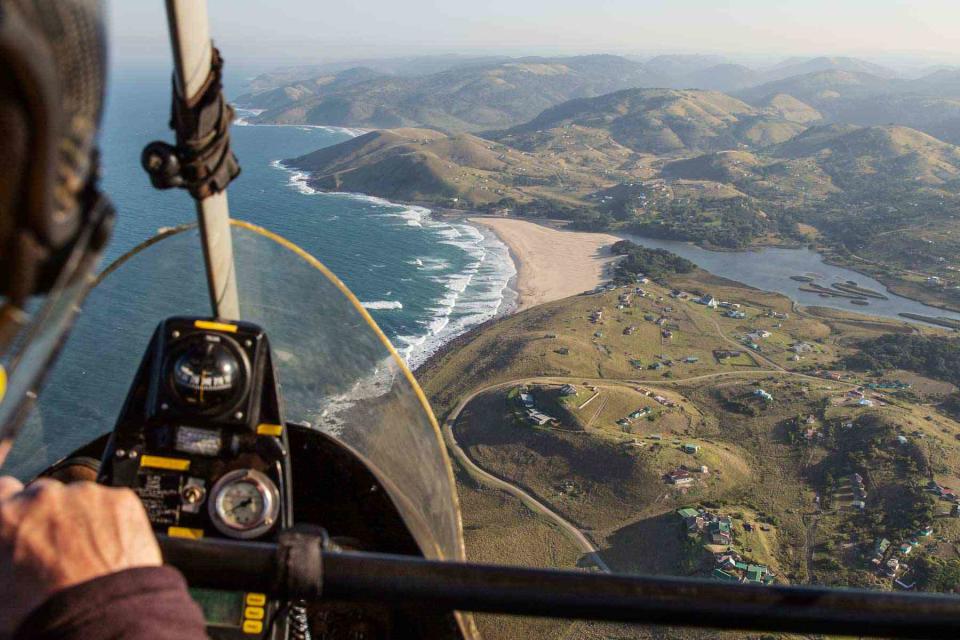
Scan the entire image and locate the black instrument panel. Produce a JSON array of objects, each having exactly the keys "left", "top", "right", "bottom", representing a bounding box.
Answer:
[{"left": 100, "top": 317, "right": 290, "bottom": 639}]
